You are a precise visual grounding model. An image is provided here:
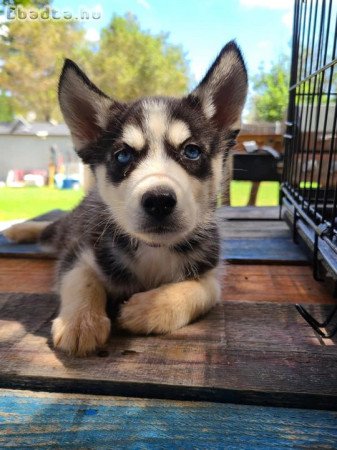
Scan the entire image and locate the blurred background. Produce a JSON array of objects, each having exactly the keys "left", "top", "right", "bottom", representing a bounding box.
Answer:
[{"left": 0, "top": 0, "right": 293, "bottom": 224}]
